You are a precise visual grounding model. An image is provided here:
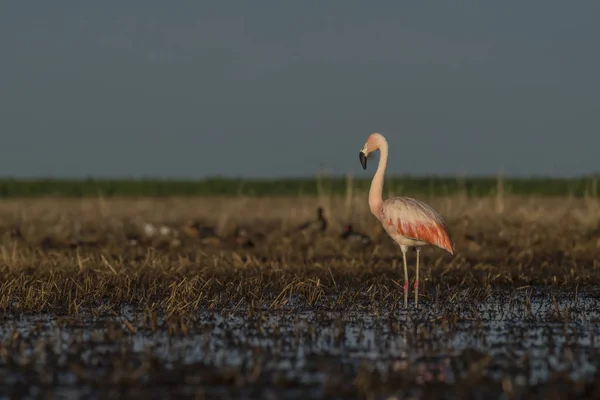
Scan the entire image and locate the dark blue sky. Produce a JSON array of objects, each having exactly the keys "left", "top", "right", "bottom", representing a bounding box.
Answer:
[{"left": 1, "top": 1, "right": 599, "bottom": 178}]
